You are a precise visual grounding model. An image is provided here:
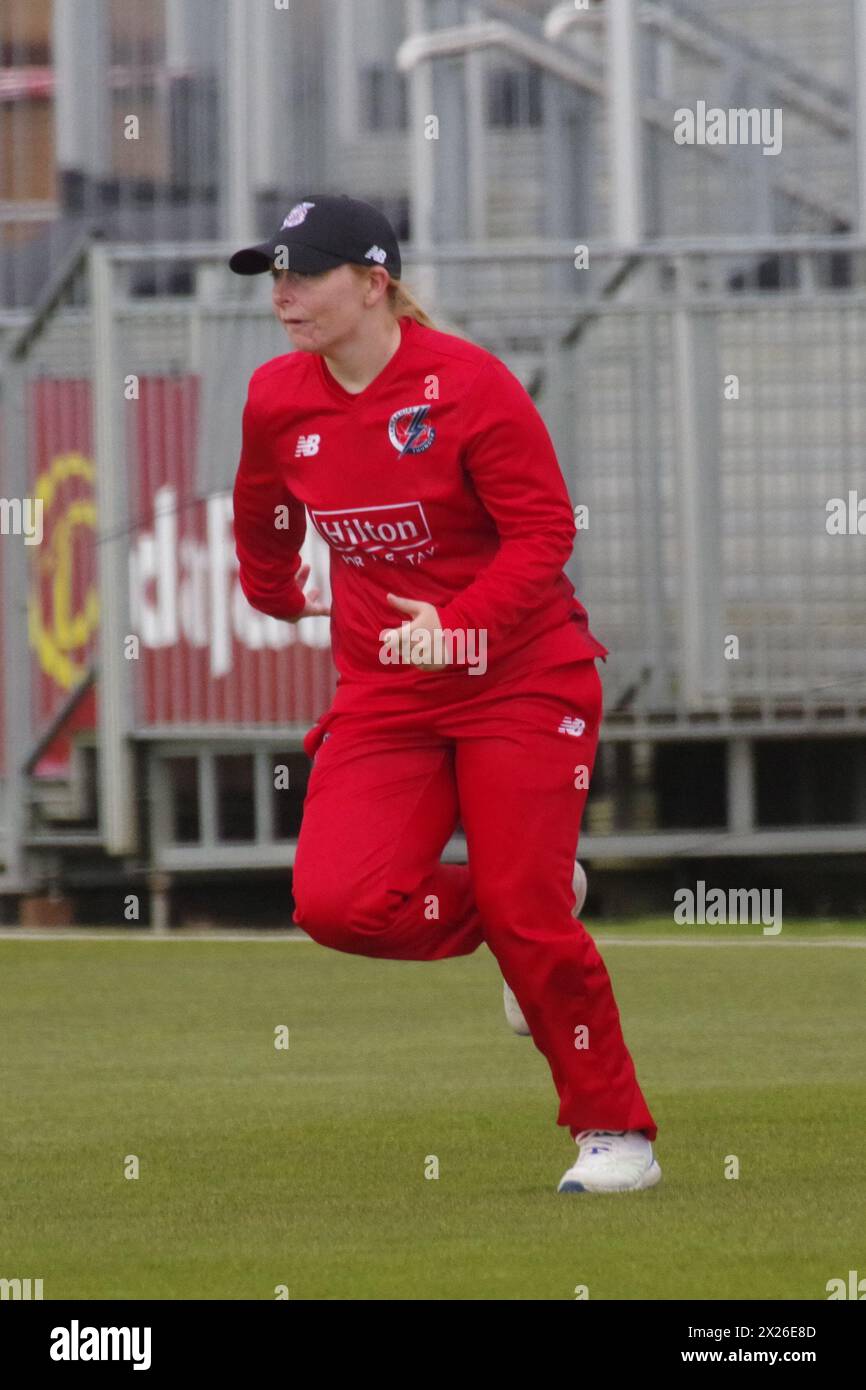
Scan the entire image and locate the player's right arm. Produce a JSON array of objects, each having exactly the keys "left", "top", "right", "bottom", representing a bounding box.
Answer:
[{"left": 232, "top": 385, "right": 329, "bottom": 622}]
